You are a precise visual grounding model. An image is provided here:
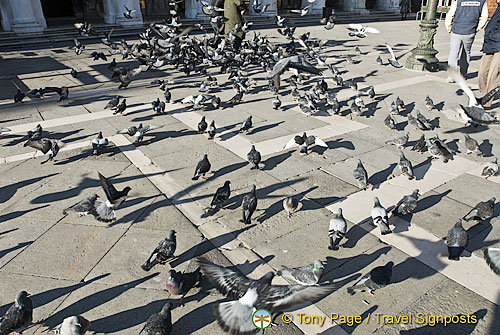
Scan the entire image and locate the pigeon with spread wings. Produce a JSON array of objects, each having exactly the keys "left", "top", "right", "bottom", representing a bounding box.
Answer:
[
  {"left": 347, "top": 23, "right": 379, "bottom": 38},
  {"left": 284, "top": 132, "right": 328, "bottom": 155},
  {"left": 23, "top": 138, "right": 61, "bottom": 164},
  {"left": 118, "top": 123, "right": 163, "bottom": 143},
  {"left": 92, "top": 172, "right": 131, "bottom": 222},
  {"left": 385, "top": 43, "right": 402, "bottom": 68},
  {"left": 267, "top": 56, "right": 322, "bottom": 90}
]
